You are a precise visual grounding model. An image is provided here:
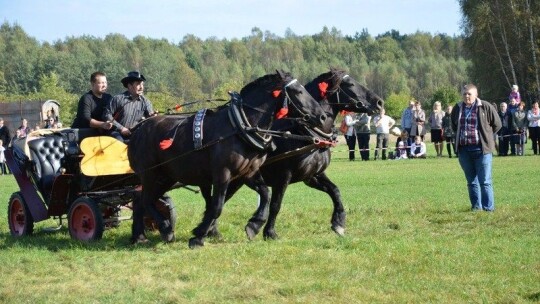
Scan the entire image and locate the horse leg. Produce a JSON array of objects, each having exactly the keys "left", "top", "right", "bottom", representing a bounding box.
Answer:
[
  {"left": 263, "top": 177, "right": 291, "bottom": 240},
  {"left": 131, "top": 178, "right": 174, "bottom": 244},
  {"left": 304, "top": 172, "right": 346, "bottom": 236},
  {"left": 244, "top": 172, "right": 270, "bottom": 240},
  {"left": 131, "top": 190, "right": 148, "bottom": 244},
  {"left": 201, "top": 185, "right": 222, "bottom": 240},
  {"left": 189, "top": 180, "right": 229, "bottom": 248}
]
